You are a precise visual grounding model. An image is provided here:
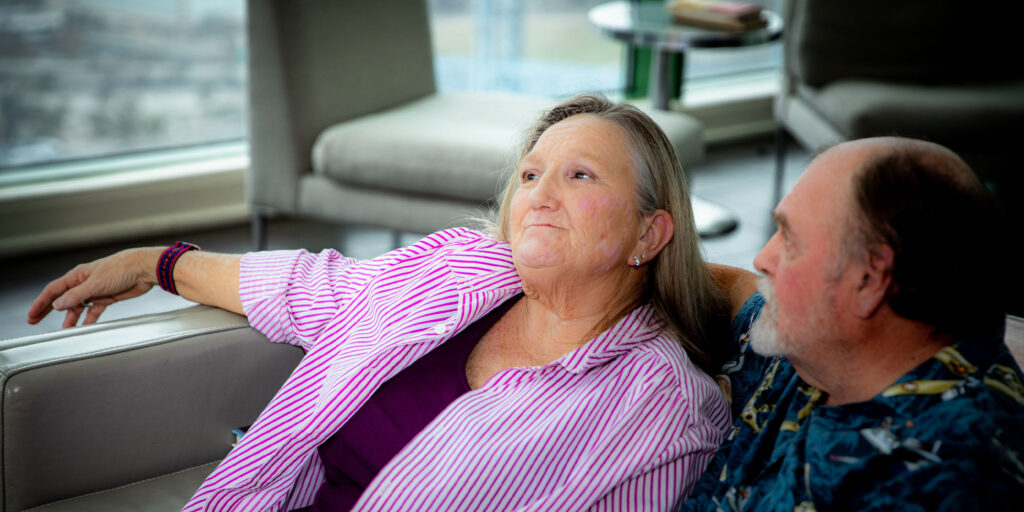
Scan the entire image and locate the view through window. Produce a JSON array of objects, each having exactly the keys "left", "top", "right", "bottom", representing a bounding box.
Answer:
[
  {"left": 0, "top": 0, "right": 246, "bottom": 171},
  {"left": 429, "top": 0, "right": 623, "bottom": 96}
]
